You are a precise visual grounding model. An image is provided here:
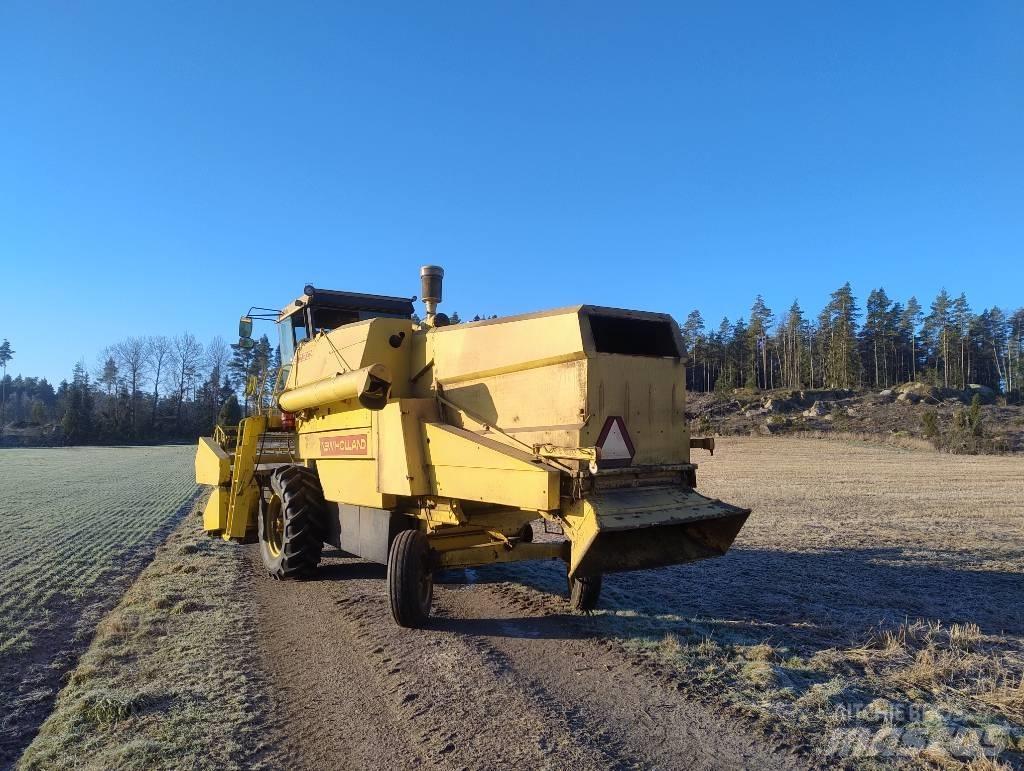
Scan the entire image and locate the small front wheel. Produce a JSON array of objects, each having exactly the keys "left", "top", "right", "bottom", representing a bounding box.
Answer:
[
  {"left": 387, "top": 530, "right": 433, "bottom": 628},
  {"left": 568, "top": 573, "right": 602, "bottom": 612}
]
